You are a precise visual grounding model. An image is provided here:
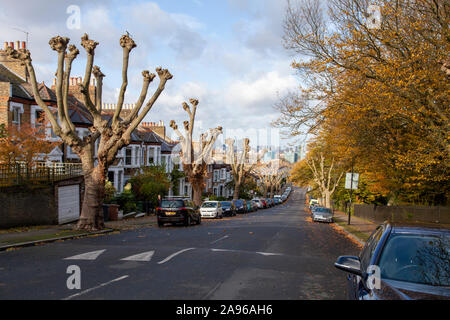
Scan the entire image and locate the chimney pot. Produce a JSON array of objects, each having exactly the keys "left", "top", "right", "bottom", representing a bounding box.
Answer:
[
  {"left": 4, "top": 42, "right": 8, "bottom": 50},
  {"left": 78, "top": 77, "right": 82, "bottom": 84},
  {"left": 21, "top": 41, "right": 26, "bottom": 50},
  {"left": 53, "top": 79, "right": 56, "bottom": 85},
  {"left": 9, "top": 42, "right": 14, "bottom": 49},
  {"left": 15, "top": 41, "right": 20, "bottom": 49}
]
